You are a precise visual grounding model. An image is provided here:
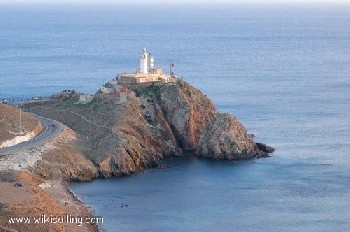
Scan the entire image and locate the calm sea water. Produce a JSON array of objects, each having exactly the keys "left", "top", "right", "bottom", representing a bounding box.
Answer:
[{"left": 1, "top": 3, "right": 350, "bottom": 231}]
